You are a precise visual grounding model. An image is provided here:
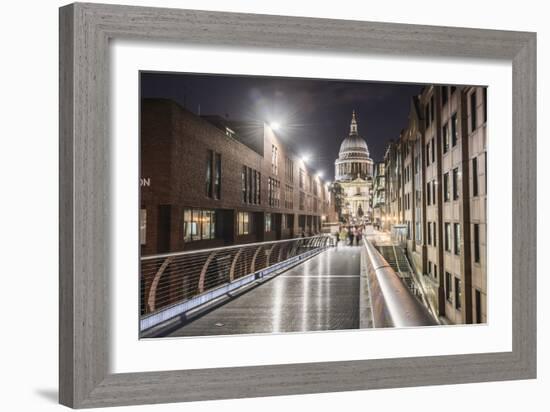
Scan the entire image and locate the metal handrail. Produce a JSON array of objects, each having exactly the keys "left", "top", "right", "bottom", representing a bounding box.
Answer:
[
  {"left": 140, "top": 235, "right": 333, "bottom": 317},
  {"left": 141, "top": 234, "right": 329, "bottom": 261},
  {"left": 363, "top": 237, "right": 437, "bottom": 328}
]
